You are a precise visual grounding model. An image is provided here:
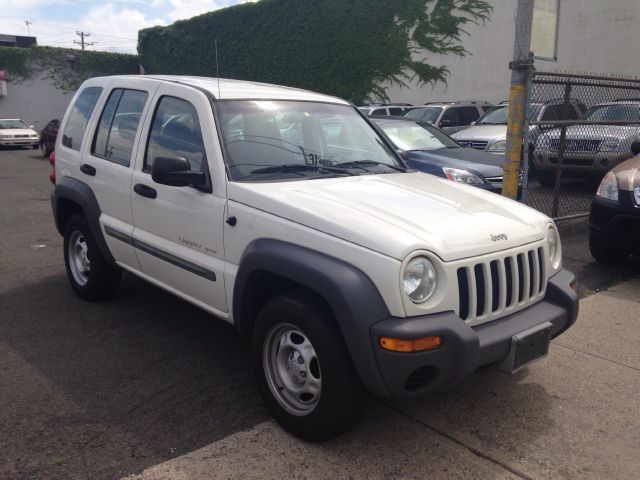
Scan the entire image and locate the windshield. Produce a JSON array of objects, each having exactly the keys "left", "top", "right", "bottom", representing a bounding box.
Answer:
[
  {"left": 216, "top": 100, "right": 405, "bottom": 181},
  {"left": 0, "top": 119, "right": 29, "bottom": 129},
  {"left": 377, "top": 120, "right": 459, "bottom": 151},
  {"left": 583, "top": 104, "right": 640, "bottom": 122},
  {"left": 476, "top": 105, "right": 508, "bottom": 124},
  {"left": 404, "top": 107, "right": 442, "bottom": 124}
]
